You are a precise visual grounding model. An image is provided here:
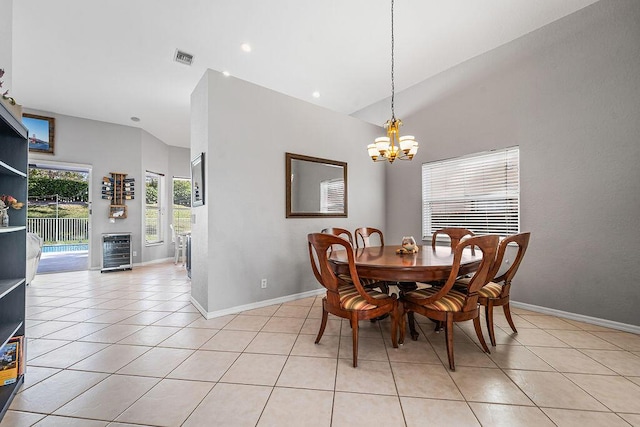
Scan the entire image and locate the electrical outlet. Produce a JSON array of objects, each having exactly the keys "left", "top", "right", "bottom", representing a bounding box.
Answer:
[
  {"left": 261, "top": 278, "right": 267, "bottom": 289},
  {"left": 132, "top": 251, "right": 137, "bottom": 257}
]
